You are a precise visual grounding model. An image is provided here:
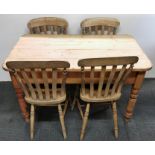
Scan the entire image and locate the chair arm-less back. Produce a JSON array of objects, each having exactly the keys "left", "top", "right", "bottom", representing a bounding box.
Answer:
[
  {"left": 6, "top": 61, "right": 70, "bottom": 102},
  {"left": 78, "top": 57, "right": 138, "bottom": 99},
  {"left": 81, "top": 17, "right": 120, "bottom": 35},
  {"left": 27, "top": 17, "right": 68, "bottom": 34}
]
